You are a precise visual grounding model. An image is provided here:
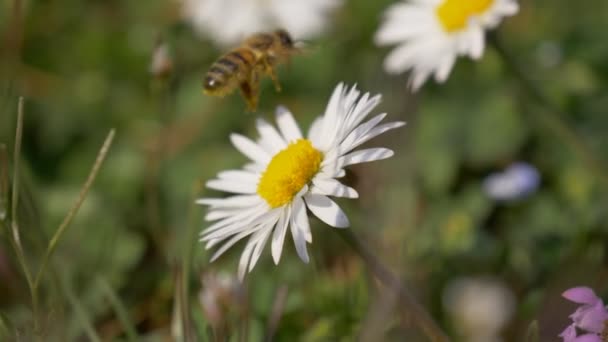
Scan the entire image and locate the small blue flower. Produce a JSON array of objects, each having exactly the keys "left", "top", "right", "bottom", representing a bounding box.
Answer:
[{"left": 483, "top": 162, "right": 540, "bottom": 201}]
